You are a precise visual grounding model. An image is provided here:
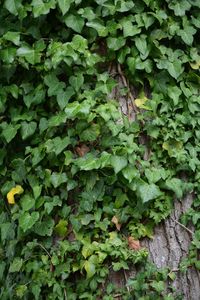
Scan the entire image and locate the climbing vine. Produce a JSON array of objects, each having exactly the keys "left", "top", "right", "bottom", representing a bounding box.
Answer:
[{"left": 0, "top": 0, "right": 200, "bottom": 299}]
